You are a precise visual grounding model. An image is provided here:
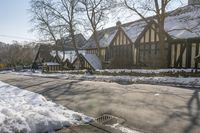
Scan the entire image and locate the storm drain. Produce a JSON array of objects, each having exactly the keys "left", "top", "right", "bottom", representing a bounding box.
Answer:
[{"left": 95, "top": 114, "right": 125, "bottom": 125}]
